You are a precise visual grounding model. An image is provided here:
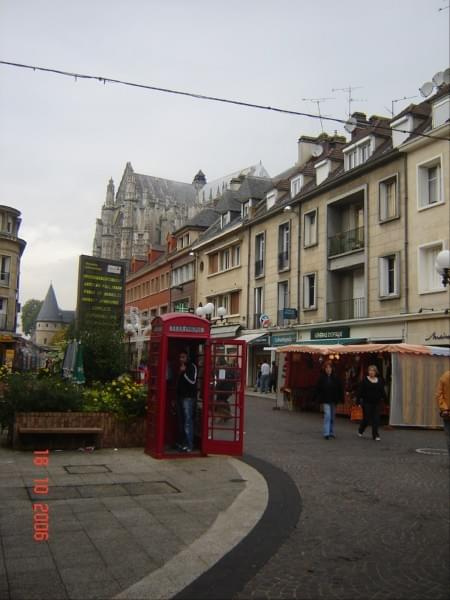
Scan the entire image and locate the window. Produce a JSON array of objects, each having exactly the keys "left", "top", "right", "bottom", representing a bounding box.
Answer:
[
  {"left": 418, "top": 243, "right": 446, "bottom": 293},
  {"left": 171, "top": 262, "right": 194, "bottom": 286},
  {"left": 418, "top": 157, "right": 443, "bottom": 208},
  {"left": 303, "top": 273, "right": 317, "bottom": 309},
  {"left": 220, "top": 248, "right": 230, "bottom": 271},
  {"left": 221, "top": 212, "right": 231, "bottom": 228},
  {"left": 209, "top": 253, "right": 218, "bottom": 274},
  {"left": 266, "top": 191, "right": 277, "bottom": 210},
  {"left": 230, "top": 291, "right": 239, "bottom": 314},
  {"left": 379, "top": 254, "right": 400, "bottom": 297},
  {"left": 232, "top": 245, "right": 240, "bottom": 267},
  {"left": 0, "top": 256, "right": 11, "bottom": 285},
  {"left": 278, "top": 222, "right": 290, "bottom": 271},
  {"left": 160, "top": 305, "right": 168, "bottom": 314},
  {"left": 304, "top": 209, "right": 318, "bottom": 247},
  {"left": 255, "top": 233, "right": 265, "bottom": 277},
  {"left": 254, "top": 287, "right": 264, "bottom": 328},
  {"left": 210, "top": 291, "right": 240, "bottom": 316},
  {"left": 290, "top": 175, "right": 303, "bottom": 198},
  {"left": 242, "top": 199, "right": 253, "bottom": 219},
  {"left": 209, "top": 245, "right": 240, "bottom": 274},
  {"left": 379, "top": 176, "right": 399, "bottom": 221},
  {"left": 344, "top": 136, "right": 374, "bottom": 171},
  {"left": 277, "top": 281, "right": 289, "bottom": 325}
]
